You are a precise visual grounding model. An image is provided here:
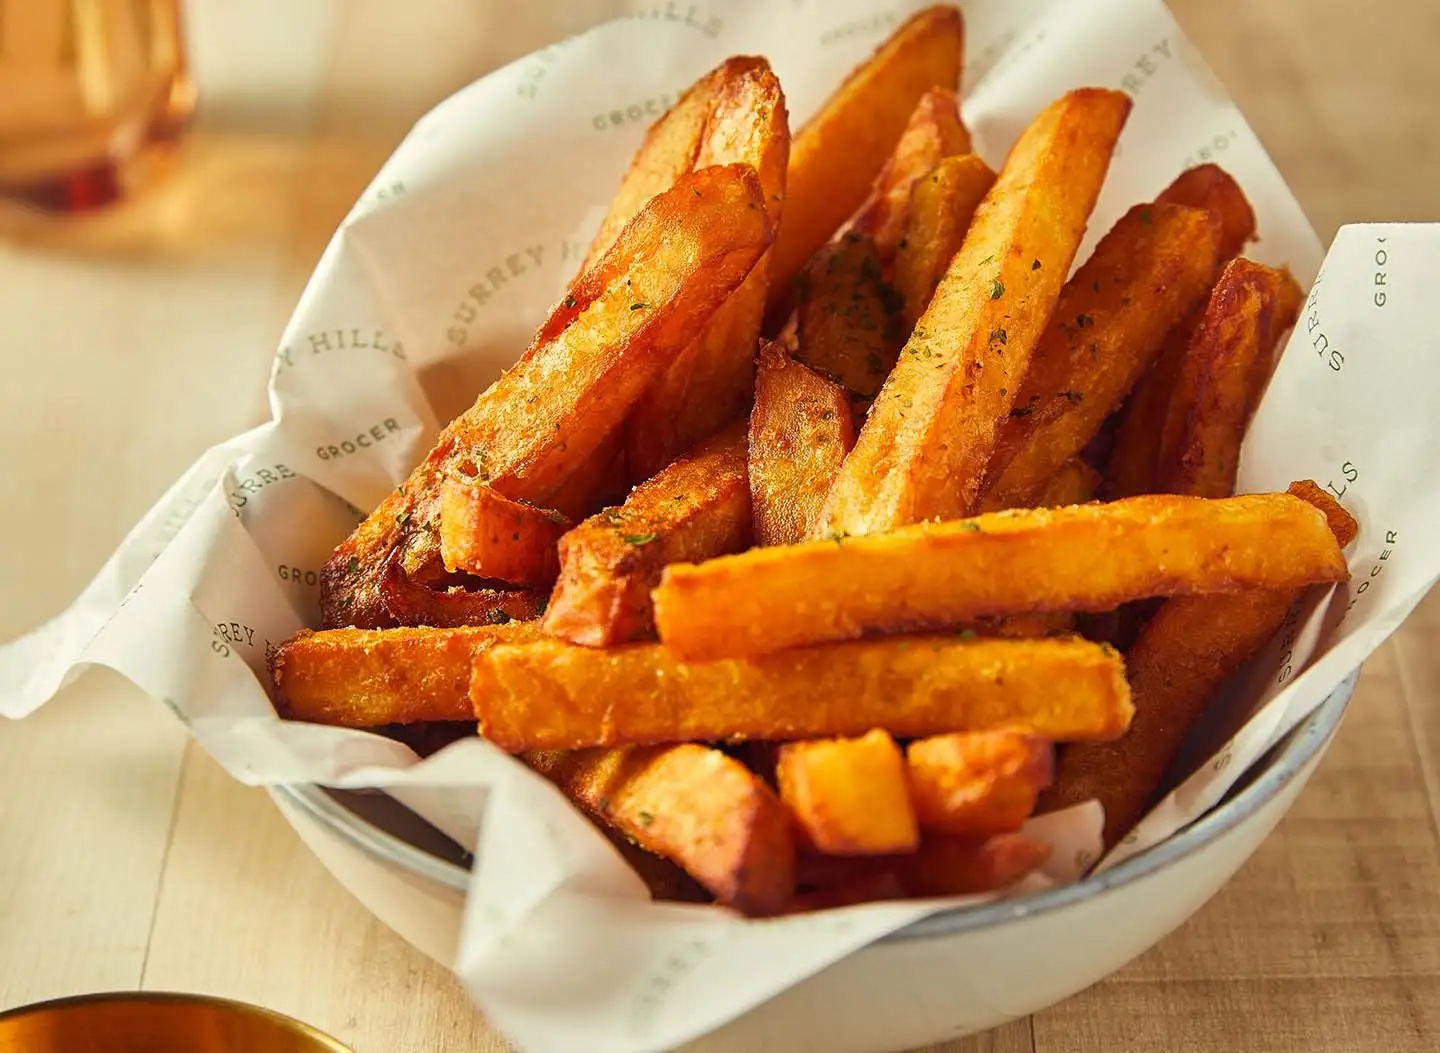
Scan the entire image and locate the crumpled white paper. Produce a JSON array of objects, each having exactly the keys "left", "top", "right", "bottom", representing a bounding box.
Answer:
[{"left": 3, "top": 0, "right": 1438, "bottom": 1050}]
